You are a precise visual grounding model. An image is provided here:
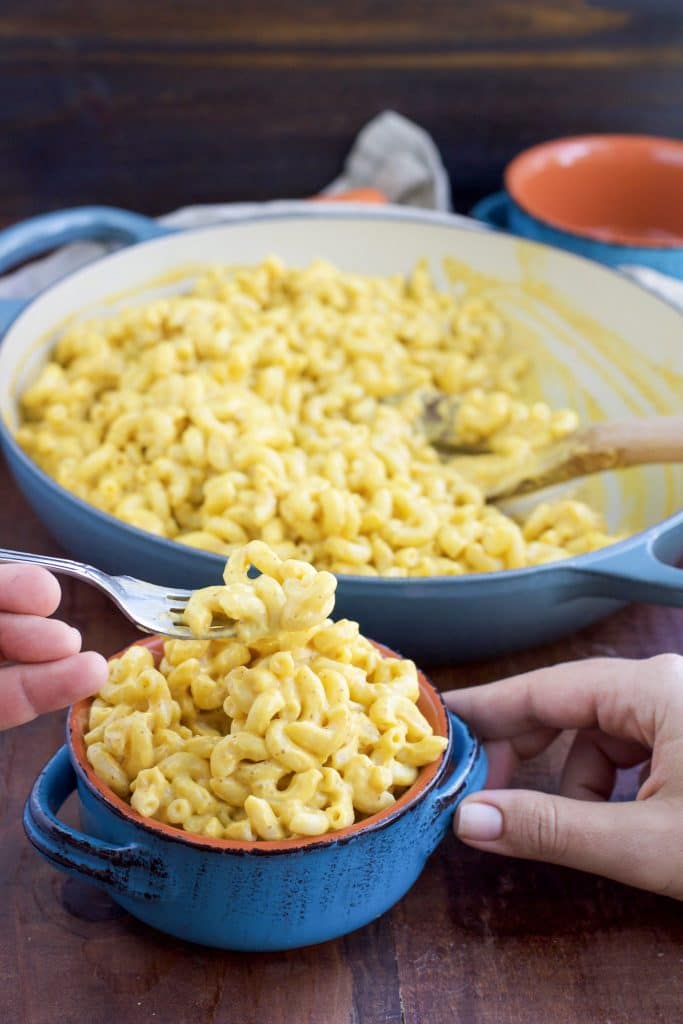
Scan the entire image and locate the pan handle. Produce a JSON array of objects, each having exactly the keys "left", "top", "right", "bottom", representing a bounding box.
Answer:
[
  {"left": 567, "top": 519, "right": 683, "bottom": 607},
  {"left": 0, "top": 205, "right": 170, "bottom": 333}
]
